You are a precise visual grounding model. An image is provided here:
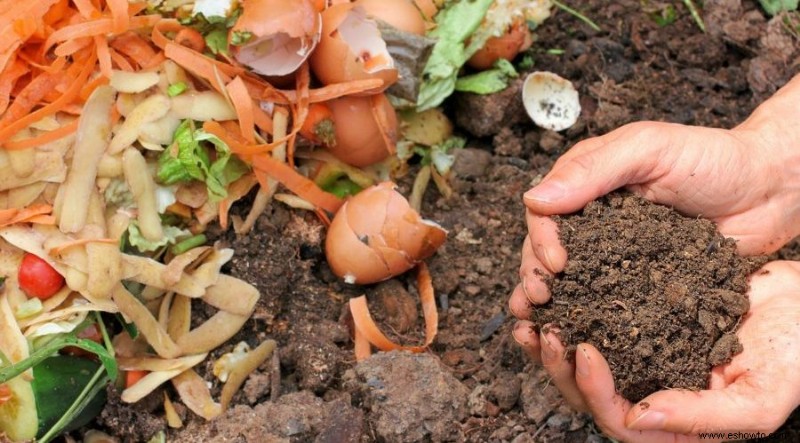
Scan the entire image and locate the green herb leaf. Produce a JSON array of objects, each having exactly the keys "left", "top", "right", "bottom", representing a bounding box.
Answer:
[{"left": 205, "top": 29, "right": 229, "bottom": 55}]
